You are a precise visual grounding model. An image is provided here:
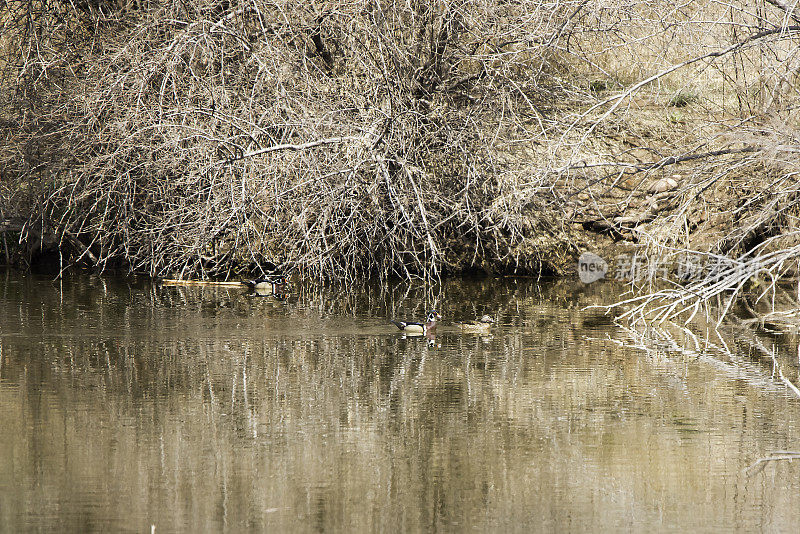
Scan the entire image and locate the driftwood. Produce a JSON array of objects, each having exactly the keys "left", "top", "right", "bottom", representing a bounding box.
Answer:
[
  {"left": 62, "top": 229, "right": 98, "bottom": 265},
  {"left": 160, "top": 279, "right": 245, "bottom": 287}
]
